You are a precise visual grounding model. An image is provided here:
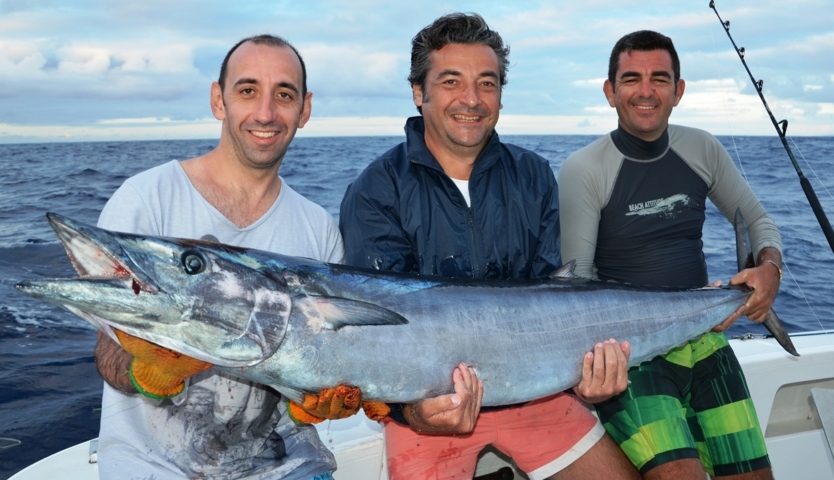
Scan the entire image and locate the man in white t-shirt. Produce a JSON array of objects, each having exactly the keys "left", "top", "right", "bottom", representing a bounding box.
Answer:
[{"left": 93, "top": 35, "right": 359, "bottom": 480}]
